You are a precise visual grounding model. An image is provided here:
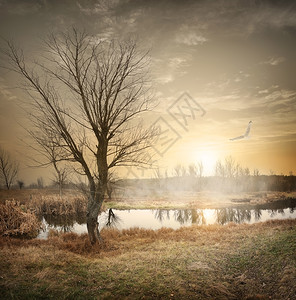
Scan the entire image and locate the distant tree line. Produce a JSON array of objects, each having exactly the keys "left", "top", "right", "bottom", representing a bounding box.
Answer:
[
  {"left": 117, "top": 172, "right": 296, "bottom": 194},
  {"left": 115, "top": 157, "right": 296, "bottom": 194}
]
